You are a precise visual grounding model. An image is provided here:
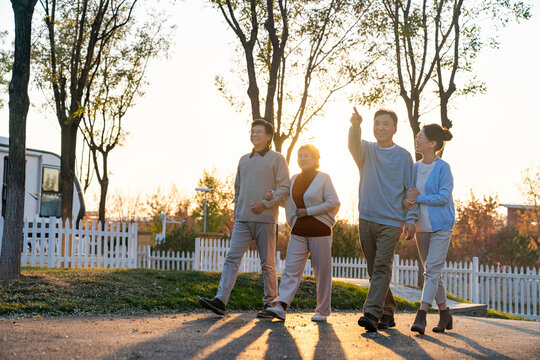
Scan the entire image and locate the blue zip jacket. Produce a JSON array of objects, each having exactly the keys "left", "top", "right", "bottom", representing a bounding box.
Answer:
[{"left": 414, "top": 158, "right": 455, "bottom": 231}]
